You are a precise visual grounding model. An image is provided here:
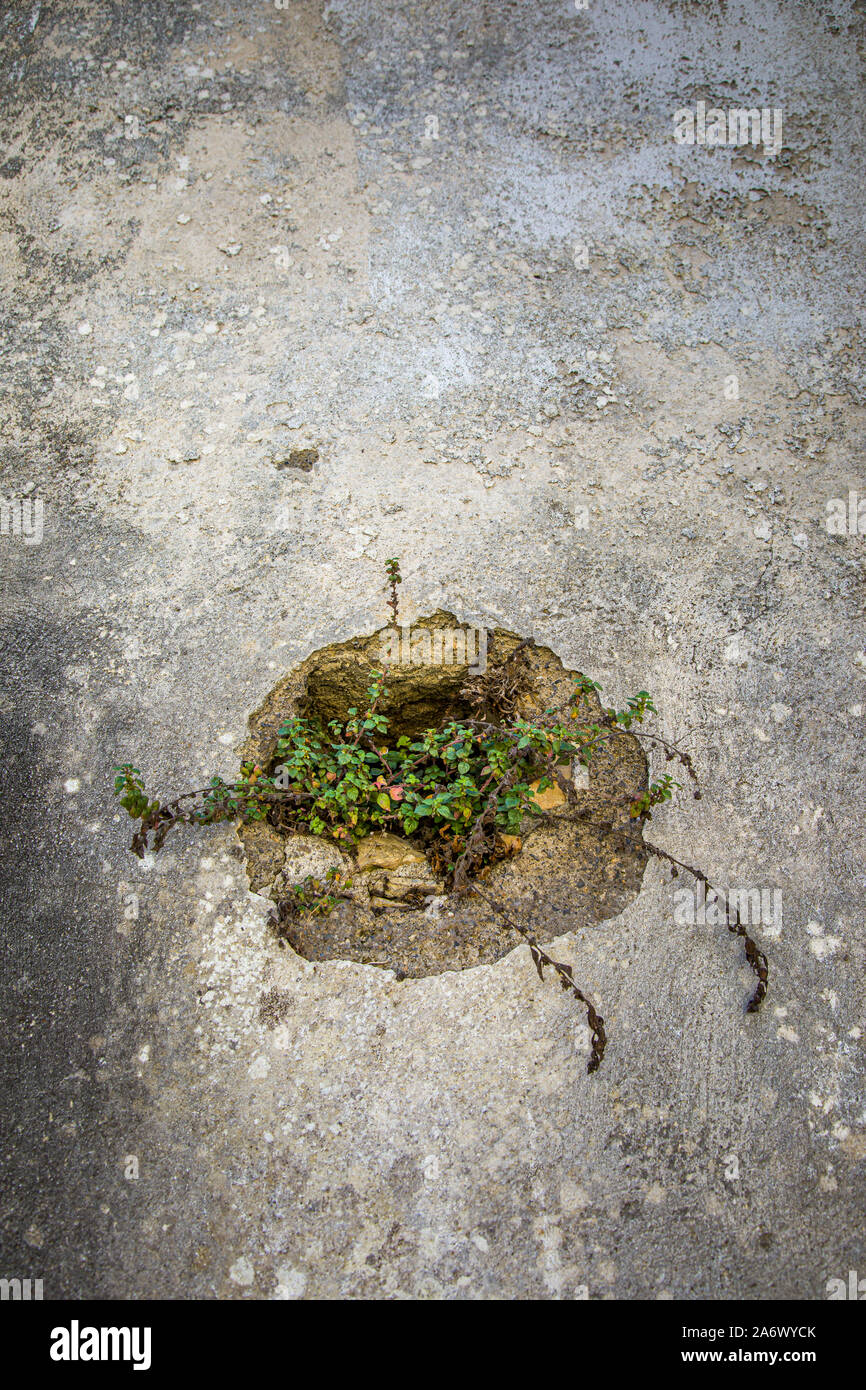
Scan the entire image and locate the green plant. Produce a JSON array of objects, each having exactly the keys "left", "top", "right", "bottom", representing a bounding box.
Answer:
[
  {"left": 287, "top": 868, "right": 353, "bottom": 917},
  {"left": 113, "top": 560, "right": 769, "bottom": 1075},
  {"left": 384, "top": 557, "right": 401, "bottom": 624},
  {"left": 629, "top": 774, "right": 681, "bottom": 820},
  {"left": 113, "top": 659, "right": 768, "bottom": 1073},
  {"left": 114, "top": 667, "right": 673, "bottom": 869}
]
